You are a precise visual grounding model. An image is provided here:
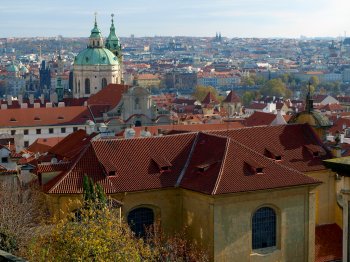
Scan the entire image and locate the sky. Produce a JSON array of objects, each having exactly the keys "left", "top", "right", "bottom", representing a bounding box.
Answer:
[{"left": 0, "top": 0, "right": 349, "bottom": 38}]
